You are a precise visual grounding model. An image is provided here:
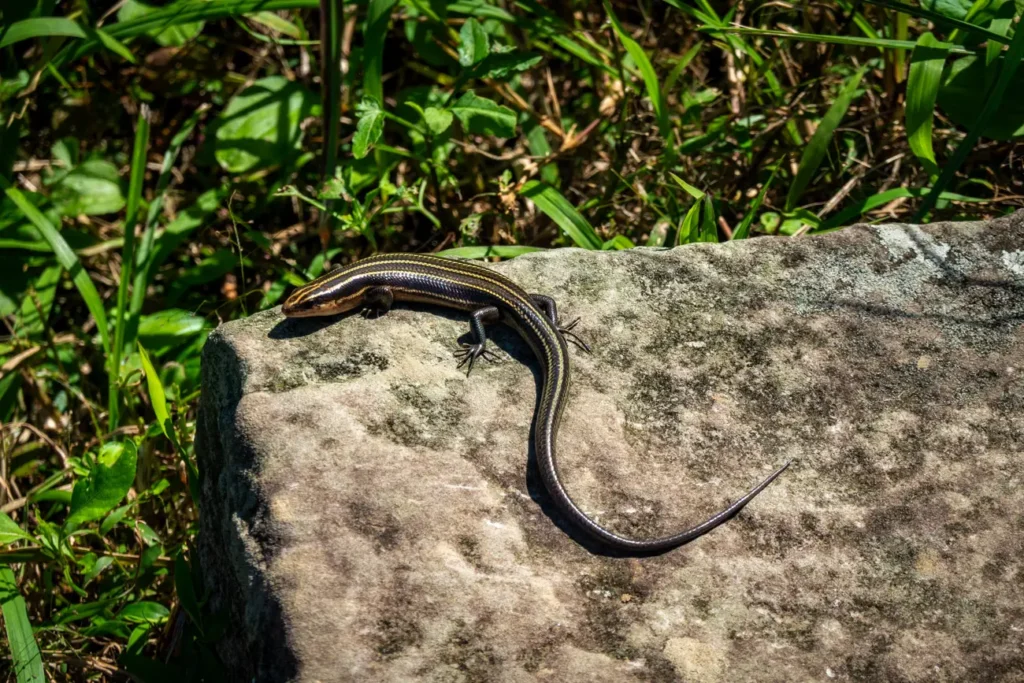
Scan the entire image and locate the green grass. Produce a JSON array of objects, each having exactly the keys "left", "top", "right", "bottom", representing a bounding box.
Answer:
[{"left": 1, "top": 0, "right": 1022, "bottom": 680}]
